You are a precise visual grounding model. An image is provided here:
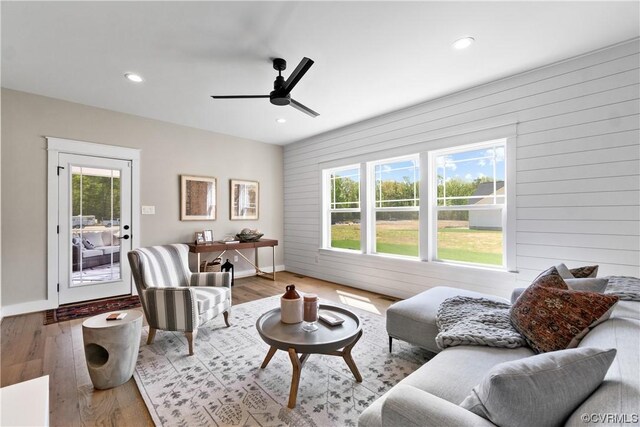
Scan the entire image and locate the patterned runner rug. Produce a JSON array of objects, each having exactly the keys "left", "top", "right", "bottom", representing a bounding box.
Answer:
[
  {"left": 43, "top": 295, "right": 141, "bottom": 325},
  {"left": 133, "top": 296, "right": 431, "bottom": 426}
]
